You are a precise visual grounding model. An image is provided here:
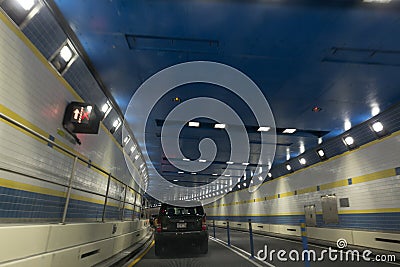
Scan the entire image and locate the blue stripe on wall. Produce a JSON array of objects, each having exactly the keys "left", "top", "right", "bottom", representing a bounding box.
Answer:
[{"left": 0, "top": 186, "right": 137, "bottom": 220}]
